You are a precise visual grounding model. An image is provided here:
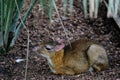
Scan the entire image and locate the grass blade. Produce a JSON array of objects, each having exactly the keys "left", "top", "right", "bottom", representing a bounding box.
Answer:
[
  {"left": 89, "top": 0, "right": 95, "bottom": 18},
  {"left": 49, "top": 0, "right": 54, "bottom": 21},
  {"left": 69, "top": 0, "right": 73, "bottom": 15},
  {"left": 4, "top": 0, "right": 15, "bottom": 49},
  {"left": 11, "top": 0, "right": 24, "bottom": 32},
  {"left": 24, "top": 30, "right": 30, "bottom": 80},
  {"left": 94, "top": 0, "right": 99, "bottom": 18},
  {"left": 11, "top": 0, "right": 37, "bottom": 46},
  {"left": 107, "top": 0, "right": 114, "bottom": 17},
  {"left": 83, "top": 0, "right": 88, "bottom": 18},
  {"left": 40, "top": 0, "right": 47, "bottom": 11},
  {"left": 114, "top": 0, "right": 119, "bottom": 17},
  {"left": 63, "top": 0, "right": 67, "bottom": 16},
  {"left": 0, "top": 0, "right": 4, "bottom": 48}
]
